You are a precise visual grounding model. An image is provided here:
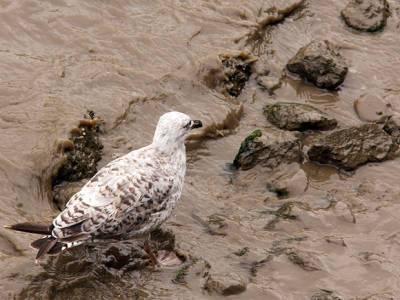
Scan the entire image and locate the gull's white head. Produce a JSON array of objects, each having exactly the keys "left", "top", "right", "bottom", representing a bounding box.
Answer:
[{"left": 152, "top": 111, "right": 202, "bottom": 151}]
